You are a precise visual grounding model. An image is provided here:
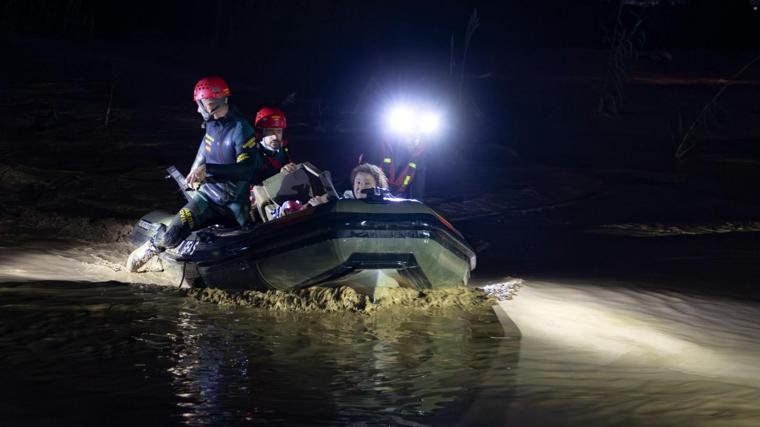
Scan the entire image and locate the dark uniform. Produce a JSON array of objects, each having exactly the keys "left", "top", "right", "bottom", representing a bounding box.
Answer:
[
  {"left": 153, "top": 106, "right": 260, "bottom": 250},
  {"left": 254, "top": 140, "right": 293, "bottom": 182}
]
